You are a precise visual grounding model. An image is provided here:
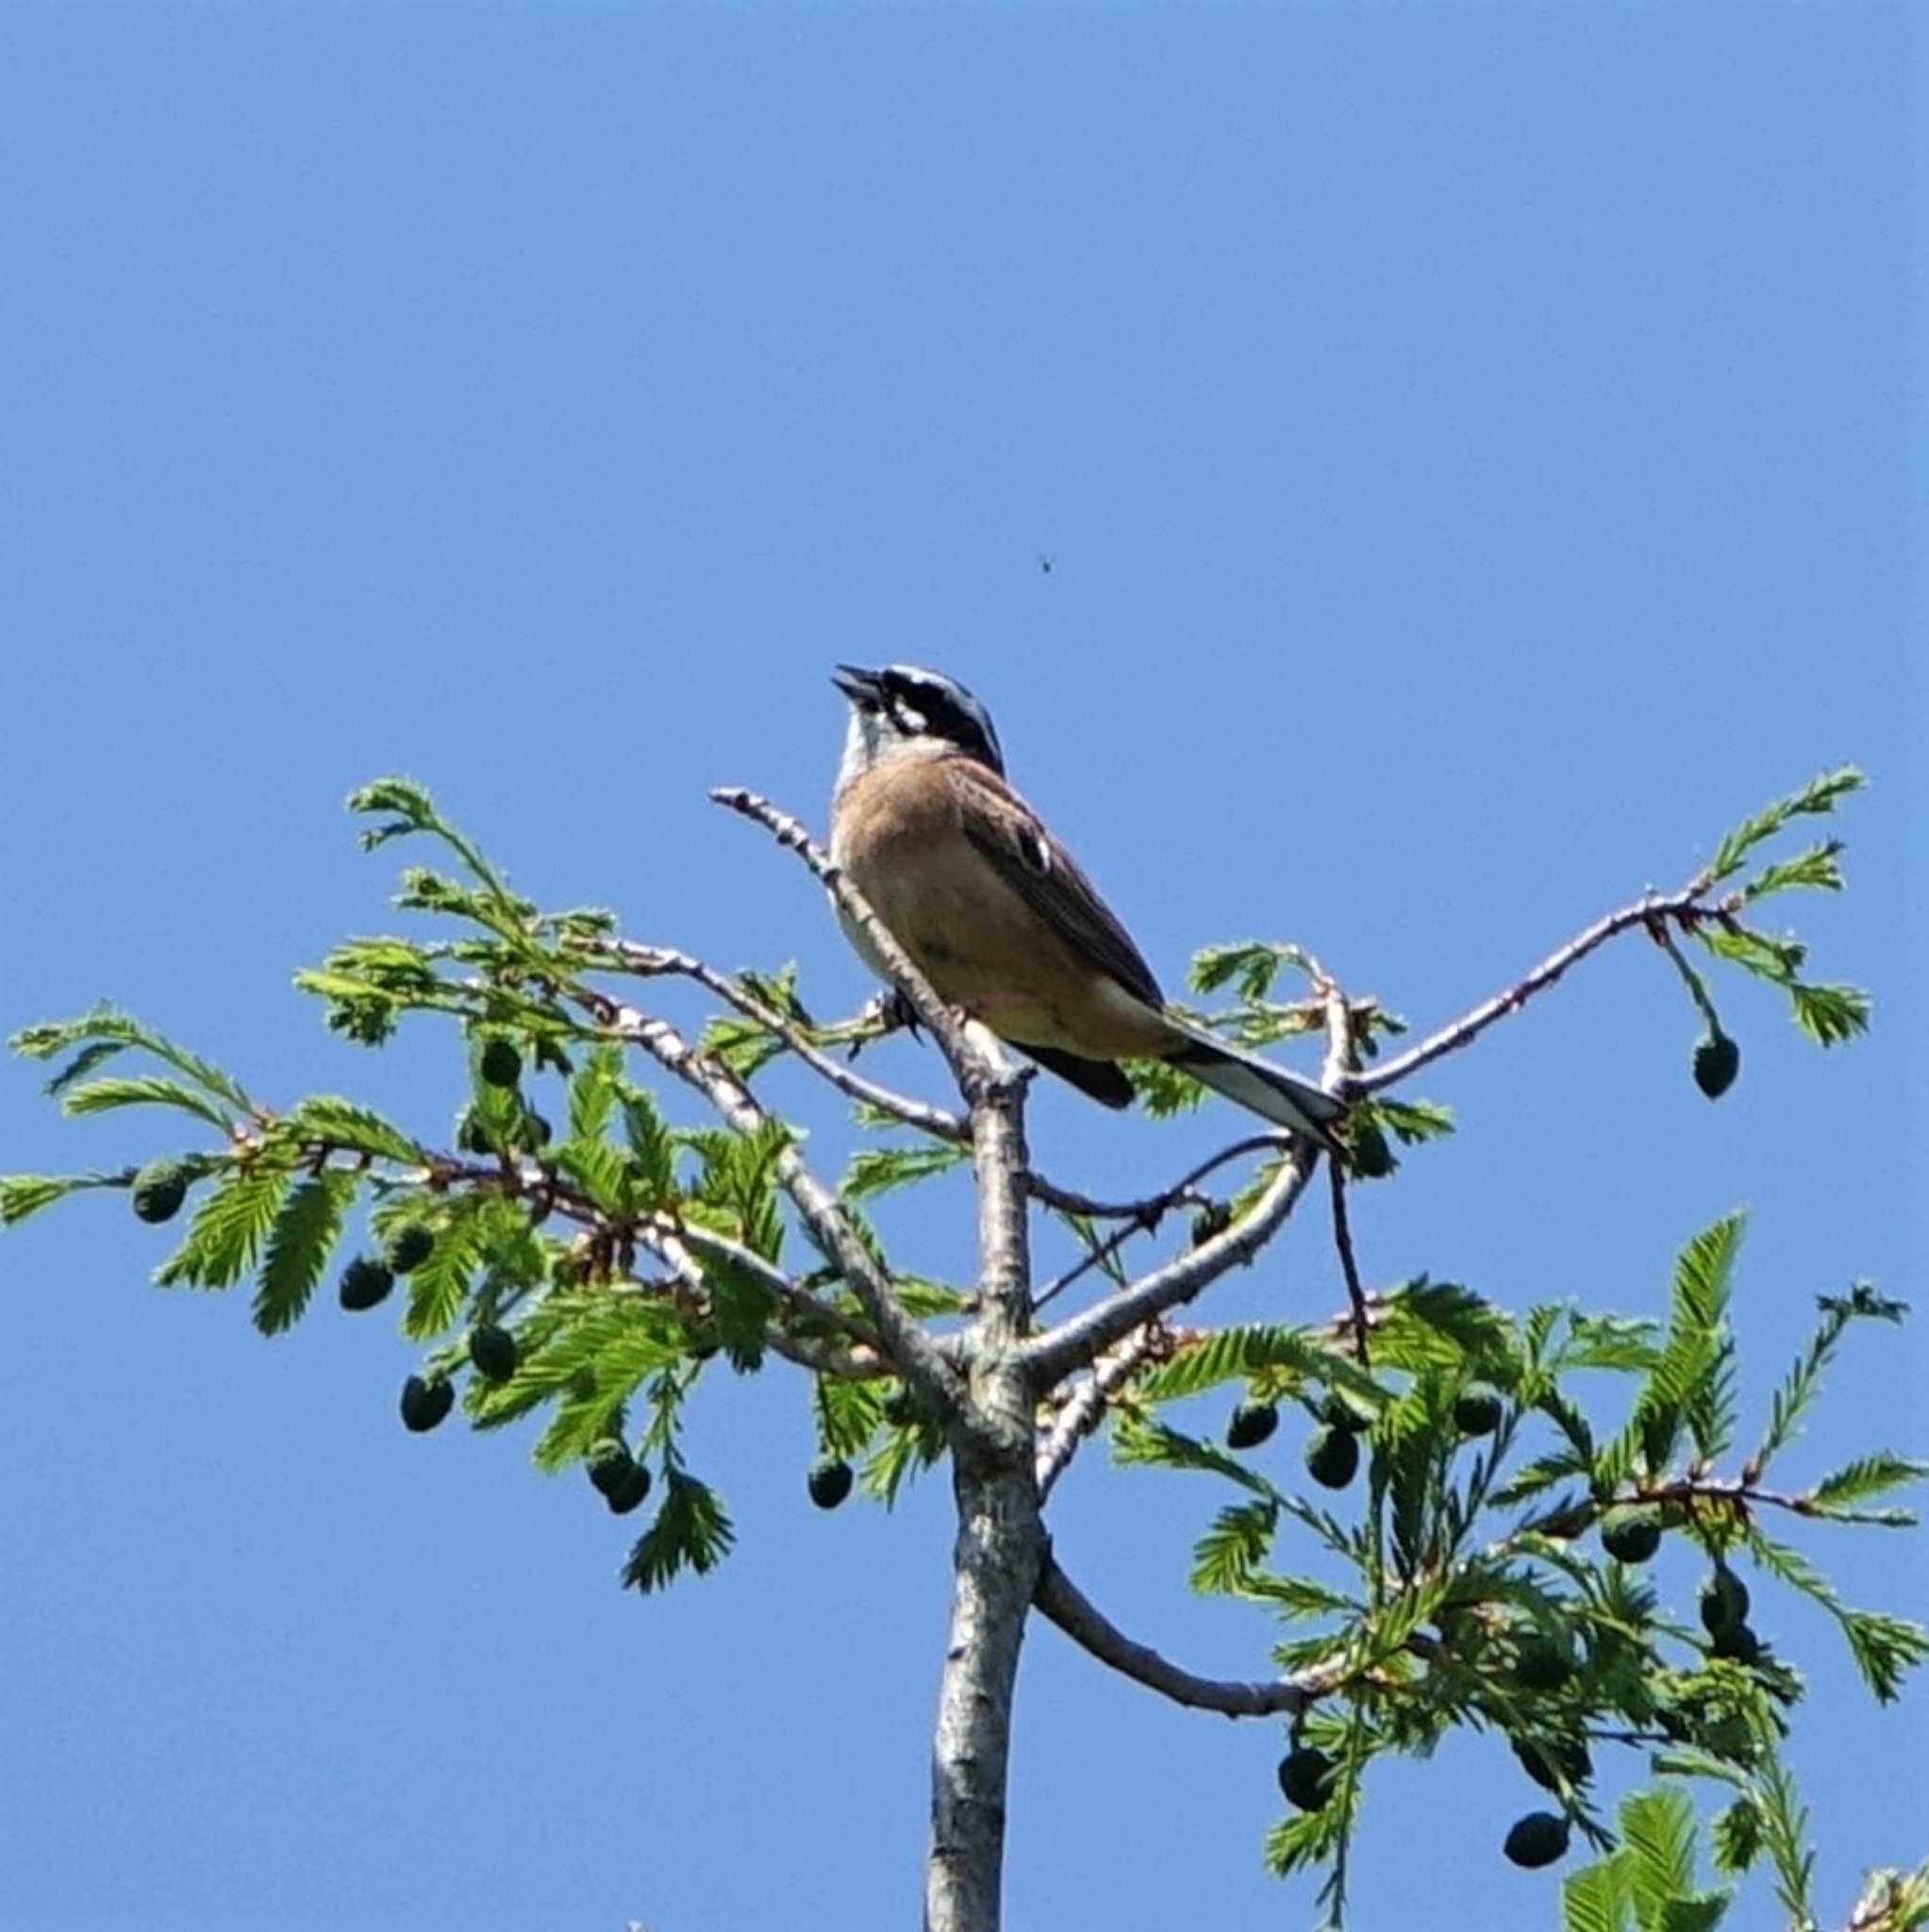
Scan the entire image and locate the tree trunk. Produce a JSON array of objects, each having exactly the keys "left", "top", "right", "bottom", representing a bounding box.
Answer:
[
  {"left": 923, "top": 1434, "right": 1043, "bottom": 1932},
  {"left": 925, "top": 1044, "right": 1040, "bottom": 1932}
]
